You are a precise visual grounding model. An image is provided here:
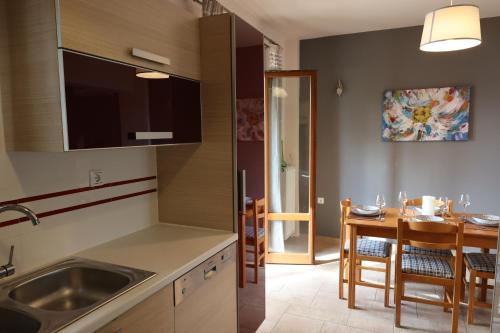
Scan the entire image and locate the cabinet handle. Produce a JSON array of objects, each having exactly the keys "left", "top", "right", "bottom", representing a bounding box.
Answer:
[
  {"left": 132, "top": 132, "right": 173, "bottom": 140},
  {"left": 131, "top": 48, "right": 171, "bottom": 66},
  {"left": 204, "top": 265, "right": 217, "bottom": 280}
]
